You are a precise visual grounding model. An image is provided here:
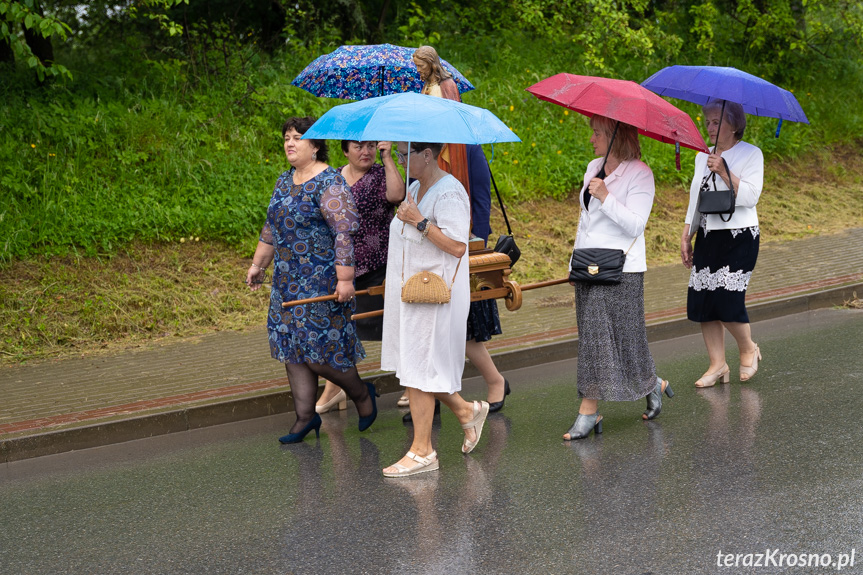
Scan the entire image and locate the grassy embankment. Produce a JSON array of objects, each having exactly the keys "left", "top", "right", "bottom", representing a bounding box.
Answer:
[{"left": 2, "top": 34, "right": 862, "bottom": 364}]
